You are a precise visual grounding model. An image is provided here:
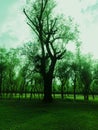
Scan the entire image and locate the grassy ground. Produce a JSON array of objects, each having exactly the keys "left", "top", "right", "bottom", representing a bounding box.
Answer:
[{"left": 0, "top": 99, "right": 98, "bottom": 130}]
